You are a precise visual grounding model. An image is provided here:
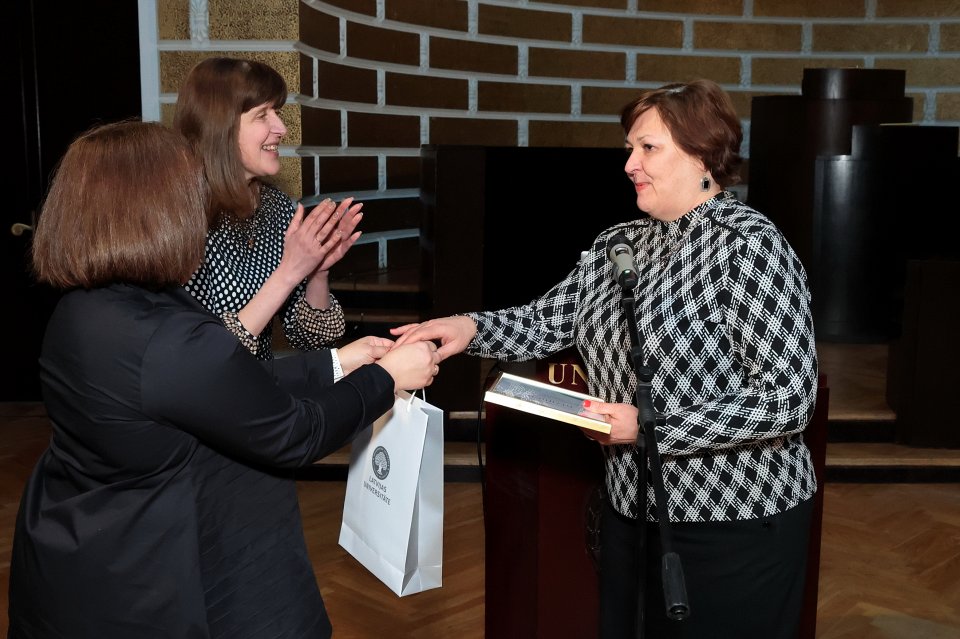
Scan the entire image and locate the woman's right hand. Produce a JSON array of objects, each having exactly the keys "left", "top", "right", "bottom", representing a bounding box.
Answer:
[
  {"left": 376, "top": 341, "right": 442, "bottom": 392},
  {"left": 389, "top": 316, "right": 477, "bottom": 360}
]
